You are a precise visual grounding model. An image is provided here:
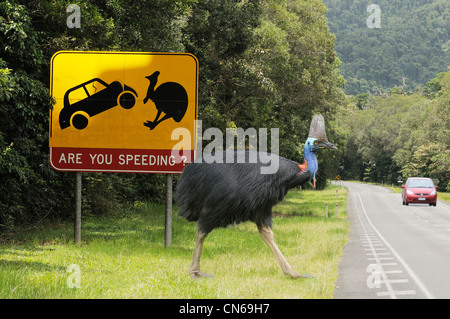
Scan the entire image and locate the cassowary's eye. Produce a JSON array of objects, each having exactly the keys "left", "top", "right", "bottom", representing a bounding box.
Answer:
[{"left": 314, "top": 140, "right": 319, "bottom": 145}]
